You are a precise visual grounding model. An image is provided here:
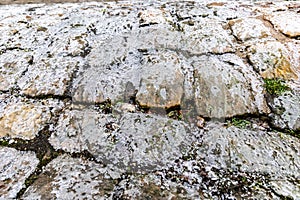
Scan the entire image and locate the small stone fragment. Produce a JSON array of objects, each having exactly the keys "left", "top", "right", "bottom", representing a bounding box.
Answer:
[
  {"left": 196, "top": 116, "right": 205, "bottom": 128},
  {"left": 115, "top": 102, "right": 136, "bottom": 113},
  {"left": 138, "top": 8, "right": 165, "bottom": 27}
]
